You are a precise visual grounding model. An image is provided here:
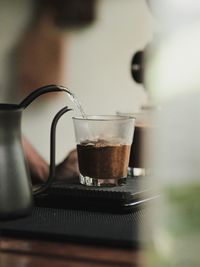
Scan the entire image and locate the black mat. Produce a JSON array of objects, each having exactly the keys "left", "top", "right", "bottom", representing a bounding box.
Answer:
[{"left": 0, "top": 207, "right": 145, "bottom": 248}]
